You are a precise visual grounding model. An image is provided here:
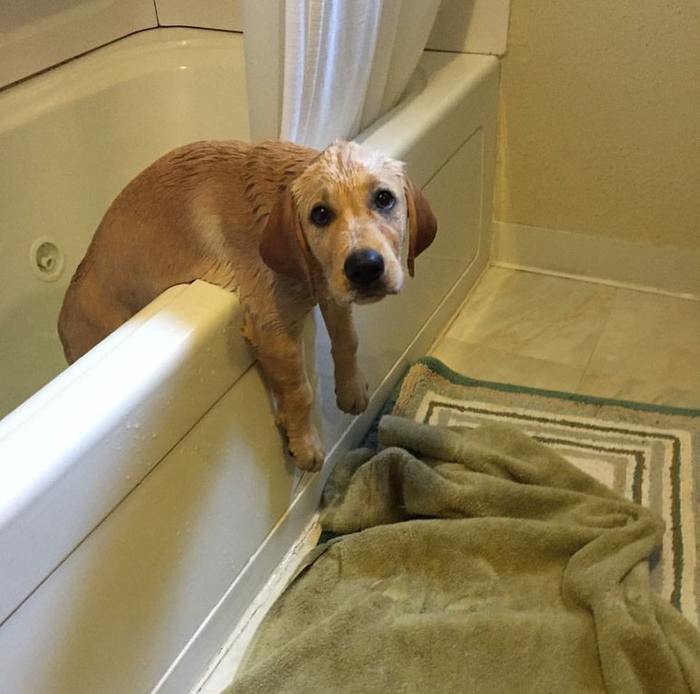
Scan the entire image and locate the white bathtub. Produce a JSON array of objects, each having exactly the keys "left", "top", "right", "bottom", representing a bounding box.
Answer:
[{"left": 0, "top": 28, "right": 499, "bottom": 694}]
